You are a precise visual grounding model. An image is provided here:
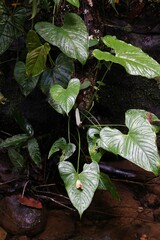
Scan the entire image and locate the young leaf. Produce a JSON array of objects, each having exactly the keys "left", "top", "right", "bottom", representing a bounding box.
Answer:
[
  {"left": 50, "top": 78, "right": 80, "bottom": 115},
  {"left": 26, "top": 43, "right": 50, "bottom": 77},
  {"left": 30, "top": 0, "right": 40, "bottom": 19},
  {"left": 27, "top": 138, "right": 41, "bottom": 167},
  {"left": 0, "top": 134, "right": 29, "bottom": 148},
  {"left": 66, "top": 0, "right": 80, "bottom": 8},
  {"left": 48, "top": 137, "right": 76, "bottom": 161},
  {"left": 98, "top": 109, "right": 160, "bottom": 175},
  {"left": 8, "top": 148, "right": 26, "bottom": 171},
  {"left": 14, "top": 61, "right": 39, "bottom": 96},
  {"left": 93, "top": 36, "right": 160, "bottom": 79},
  {"left": 87, "top": 127, "right": 104, "bottom": 162},
  {"left": 40, "top": 53, "right": 74, "bottom": 94},
  {"left": 98, "top": 172, "right": 119, "bottom": 200},
  {"left": 35, "top": 13, "right": 89, "bottom": 64},
  {"left": 27, "top": 30, "right": 42, "bottom": 52},
  {"left": 58, "top": 161, "right": 100, "bottom": 217}
]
